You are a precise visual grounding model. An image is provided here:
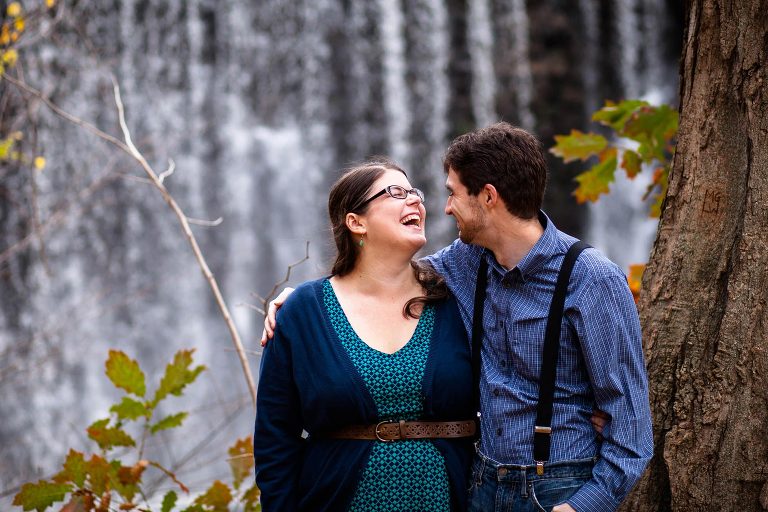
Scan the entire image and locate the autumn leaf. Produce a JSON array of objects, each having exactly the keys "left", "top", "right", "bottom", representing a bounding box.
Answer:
[
  {"left": 573, "top": 148, "right": 617, "bottom": 204},
  {"left": 87, "top": 418, "right": 136, "bottom": 451},
  {"left": 2, "top": 48, "right": 18, "bottom": 67},
  {"left": 152, "top": 349, "right": 205, "bottom": 405},
  {"left": 60, "top": 496, "right": 87, "bottom": 512},
  {"left": 54, "top": 450, "right": 87, "bottom": 487},
  {"left": 228, "top": 437, "right": 254, "bottom": 490},
  {"left": 592, "top": 99, "right": 648, "bottom": 132},
  {"left": 34, "top": 156, "right": 46, "bottom": 170},
  {"left": 623, "top": 104, "right": 678, "bottom": 161},
  {"left": 242, "top": 484, "right": 261, "bottom": 512},
  {"left": 621, "top": 150, "right": 642, "bottom": 179},
  {"left": 82, "top": 455, "right": 113, "bottom": 496},
  {"left": 628, "top": 264, "right": 645, "bottom": 304},
  {"left": 194, "top": 481, "right": 232, "bottom": 512},
  {"left": 149, "top": 412, "right": 188, "bottom": 434},
  {"left": 7, "top": 2, "right": 21, "bottom": 17},
  {"left": 13, "top": 480, "right": 71, "bottom": 511},
  {"left": 105, "top": 350, "right": 146, "bottom": 397},
  {"left": 550, "top": 130, "right": 607, "bottom": 163},
  {"left": 110, "top": 396, "right": 148, "bottom": 421}
]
